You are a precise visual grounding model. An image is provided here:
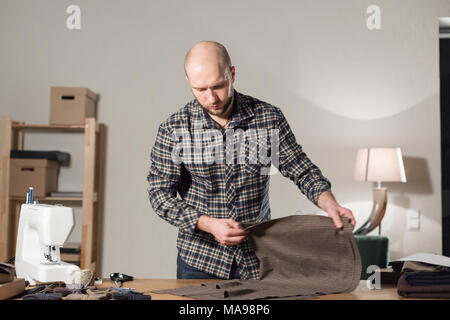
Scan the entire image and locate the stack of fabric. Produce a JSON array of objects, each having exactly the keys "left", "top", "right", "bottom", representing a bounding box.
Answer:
[
  {"left": 19, "top": 284, "right": 151, "bottom": 300},
  {"left": 16, "top": 269, "right": 151, "bottom": 300},
  {"left": 396, "top": 260, "right": 450, "bottom": 298}
]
